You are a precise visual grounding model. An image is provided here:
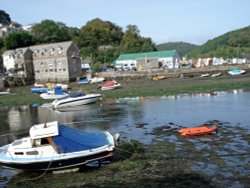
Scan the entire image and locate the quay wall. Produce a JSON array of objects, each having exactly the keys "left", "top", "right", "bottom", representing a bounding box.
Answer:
[{"left": 96, "top": 64, "right": 250, "bottom": 80}]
